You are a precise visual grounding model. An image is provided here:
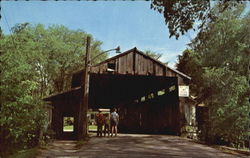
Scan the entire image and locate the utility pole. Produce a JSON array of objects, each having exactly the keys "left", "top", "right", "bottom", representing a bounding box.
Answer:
[{"left": 78, "top": 36, "right": 91, "bottom": 139}]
